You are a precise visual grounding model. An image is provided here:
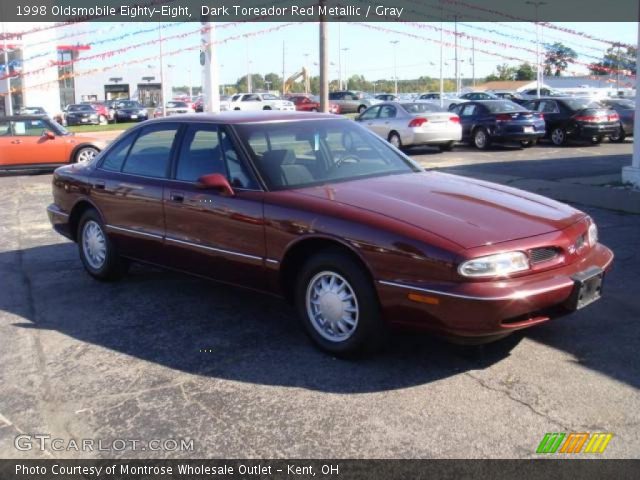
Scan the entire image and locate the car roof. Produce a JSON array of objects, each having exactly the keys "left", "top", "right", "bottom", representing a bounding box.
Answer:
[
  {"left": 1, "top": 115, "right": 50, "bottom": 120},
  {"left": 150, "top": 111, "right": 341, "bottom": 124}
]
